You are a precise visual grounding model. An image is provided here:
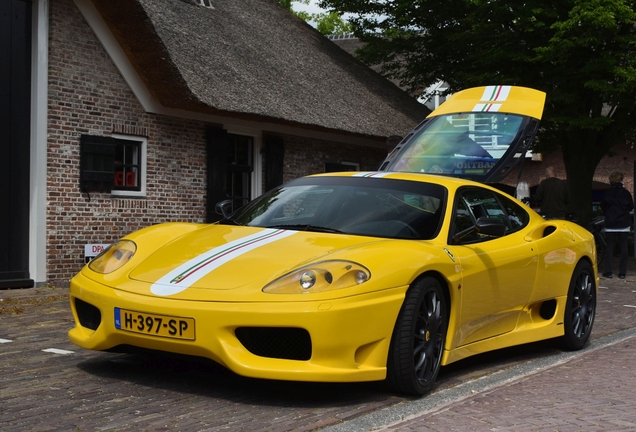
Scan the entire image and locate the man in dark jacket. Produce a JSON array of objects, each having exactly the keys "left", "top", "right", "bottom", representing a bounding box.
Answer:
[
  {"left": 601, "top": 171, "right": 634, "bottom": 279},
  {"left": 534, "top": 166, "right": 569, "bottom": 218}
]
